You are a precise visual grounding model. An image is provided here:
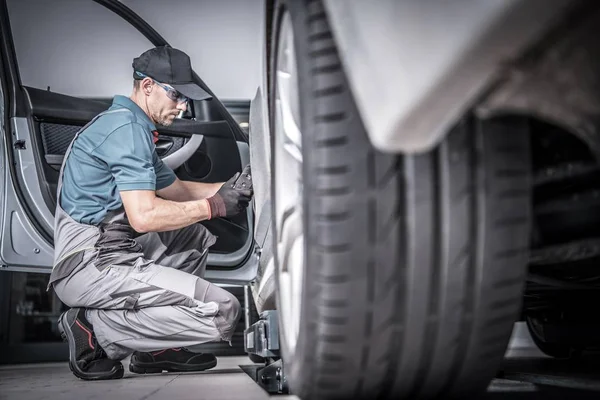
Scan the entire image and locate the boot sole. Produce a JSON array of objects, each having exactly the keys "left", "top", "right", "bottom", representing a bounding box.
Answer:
[
  {"left": 58, "top": 311, "right": 124, "bottom": 381},
  {"left": 129, "top": 358, "right": 218, "bottom": 374}
]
